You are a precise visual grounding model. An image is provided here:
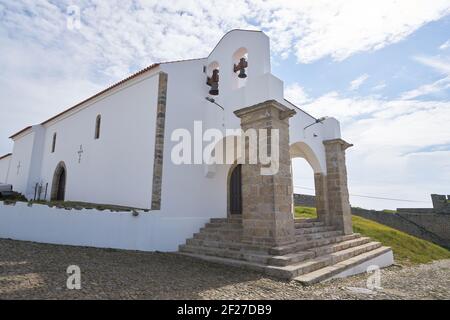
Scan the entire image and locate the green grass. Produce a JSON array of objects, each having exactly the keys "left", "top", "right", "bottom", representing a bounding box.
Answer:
[
  {"left": 294, "top": 206, "right": 318, "bottom": 219},
  {"left": 295, "top": 206, "right": 450, "bottom": 265}
]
